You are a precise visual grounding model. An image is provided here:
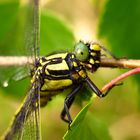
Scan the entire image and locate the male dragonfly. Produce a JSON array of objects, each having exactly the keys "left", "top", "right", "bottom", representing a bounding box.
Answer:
[{"left": 1, "top": 0, "right": 113, "bottom": 140}]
